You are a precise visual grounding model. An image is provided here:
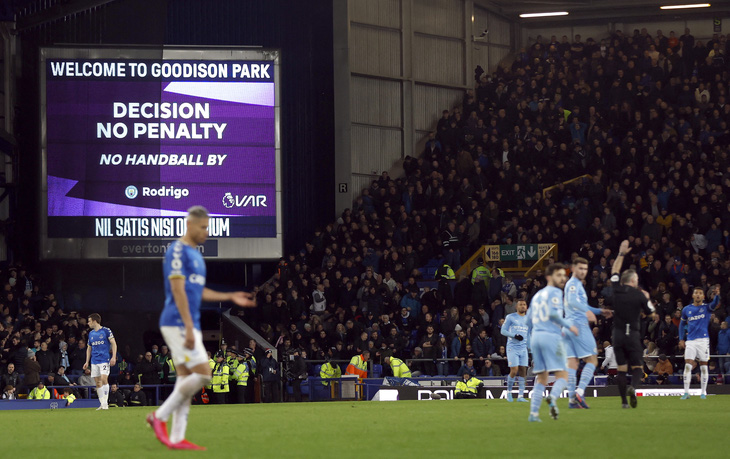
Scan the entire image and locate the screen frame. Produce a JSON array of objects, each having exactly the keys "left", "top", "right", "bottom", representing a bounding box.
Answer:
[{"left": 39, "top": 46, "right": 283, "bottom": 260}]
